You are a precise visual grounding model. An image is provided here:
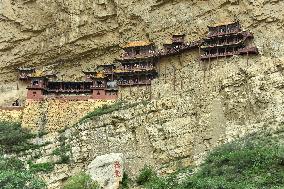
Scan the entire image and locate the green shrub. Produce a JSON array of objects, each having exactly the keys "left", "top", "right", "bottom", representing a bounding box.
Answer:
[
  {"left": 78, "top": 102, "right": 124, "bottom": 124},
  {"left": 0, "top": 155, "right": 46, "bottom": 189},
  {"left": 52, "top": 140, "right": 71, "bottom": 164},
  {"left": 58, "top": 154, "right": 70, "bottom": 164},
  {"left": 77, "top": 100, "right": 148, "bottom": 126},
  {"left": 137, "top": 130, "right": 284, "bottom": 189},
  {"left": 29, "top": 162, "right": 55, "bottom": 173},
  {"left": 63, "top": 172, "right": 100, "bottom": 189},
  {"left": 119, "top": 172, "right": 131, "bottom": 189},
  {"left": 182, "top": 132, "right": 284, "bottom": 189},
  {"left": 0, "top": 121, "right": 37, "bottom": 153},
  {"left": 136, "top": 165, "right": 156, "bottom": 185}
]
